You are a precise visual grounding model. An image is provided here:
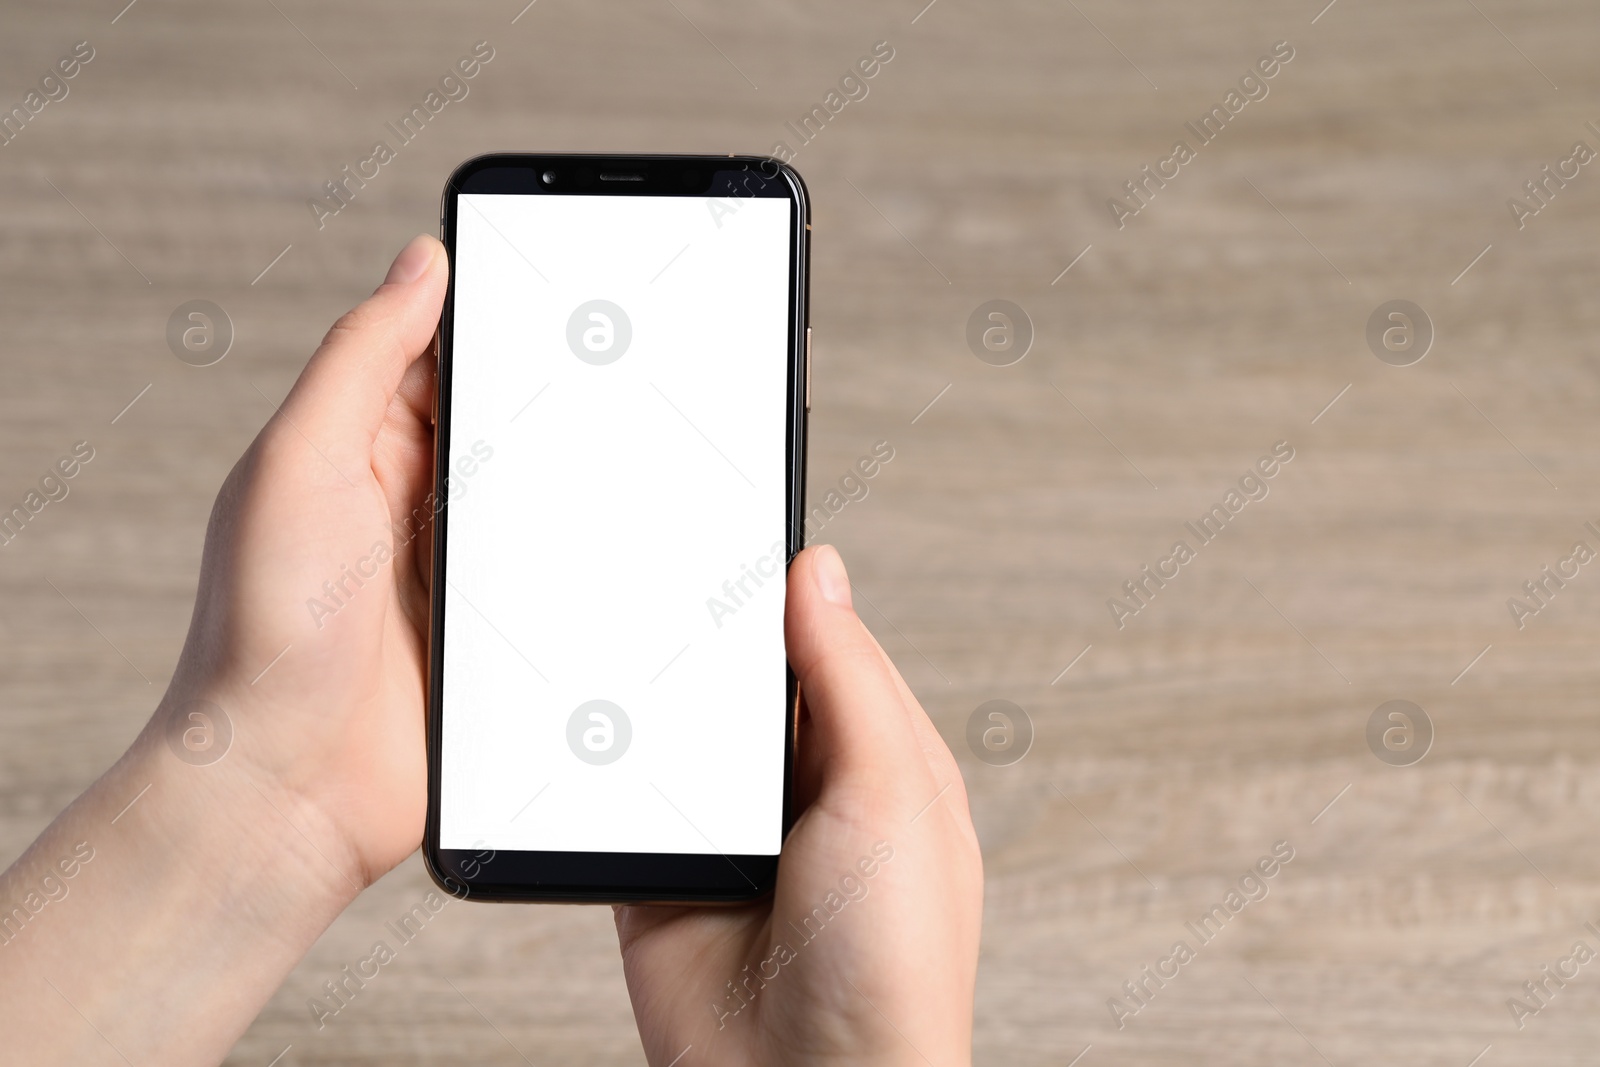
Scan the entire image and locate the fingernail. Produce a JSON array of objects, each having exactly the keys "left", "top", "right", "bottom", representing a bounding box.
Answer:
[
  {"left": 814, "top": 545, "right": 851, "bottom": 606},
  {"left": 385, "top": 234, "right": 434, "bottom": 285}
]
